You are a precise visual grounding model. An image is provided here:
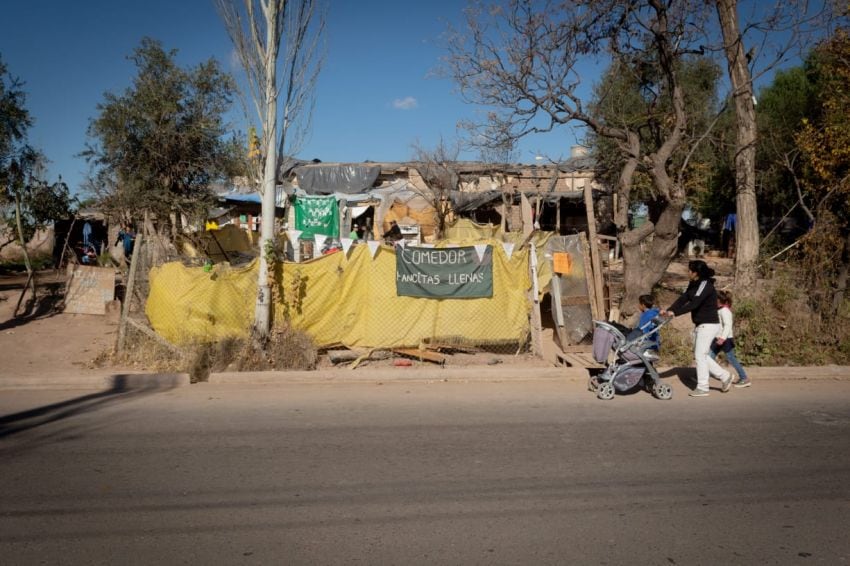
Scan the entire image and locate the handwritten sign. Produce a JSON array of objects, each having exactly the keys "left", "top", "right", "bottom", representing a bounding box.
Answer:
[
  {"left": 65, "top": 265, "right": 115, "bottom": 315},
  {"left": 396, "top": 246, "right": 493, "bottom": 298}
]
